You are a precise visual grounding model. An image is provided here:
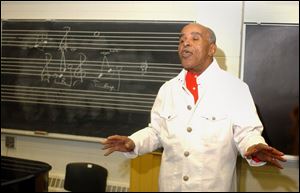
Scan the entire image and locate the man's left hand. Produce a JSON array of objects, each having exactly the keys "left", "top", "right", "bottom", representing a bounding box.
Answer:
[{"left": 244, "top": 143, "right": 287, "bottom": 169}]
